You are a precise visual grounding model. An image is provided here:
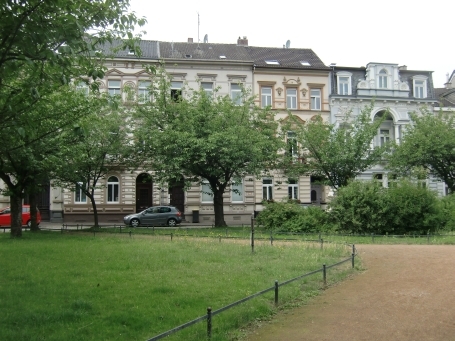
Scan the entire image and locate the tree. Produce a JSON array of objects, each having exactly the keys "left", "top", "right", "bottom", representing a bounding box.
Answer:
[
  {"left": 0, "top": 0, "right": 145, "bottom": 236},
  {"left": 283, "top": 102, "right": 388, "bottom": 189},
  {"left": 388, "top": 108, "right": 455, "bottom": 193},
  {"left": 48, "top": 97, "right": 134, "bottom": 228},
  {"left": 133, "top": 72, "right": 283, "bottom": 227}
]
